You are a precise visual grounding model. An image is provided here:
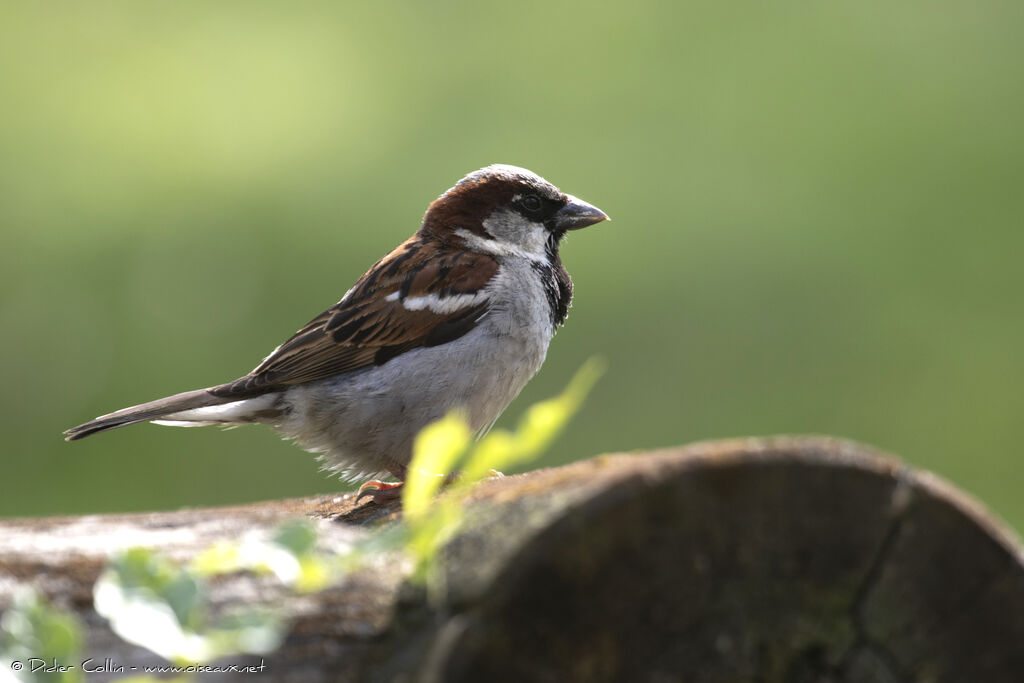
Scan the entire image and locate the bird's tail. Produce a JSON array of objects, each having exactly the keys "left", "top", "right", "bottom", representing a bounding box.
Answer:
[{"left": 63, "top": 387, "right": 277, "bottom": 441}]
